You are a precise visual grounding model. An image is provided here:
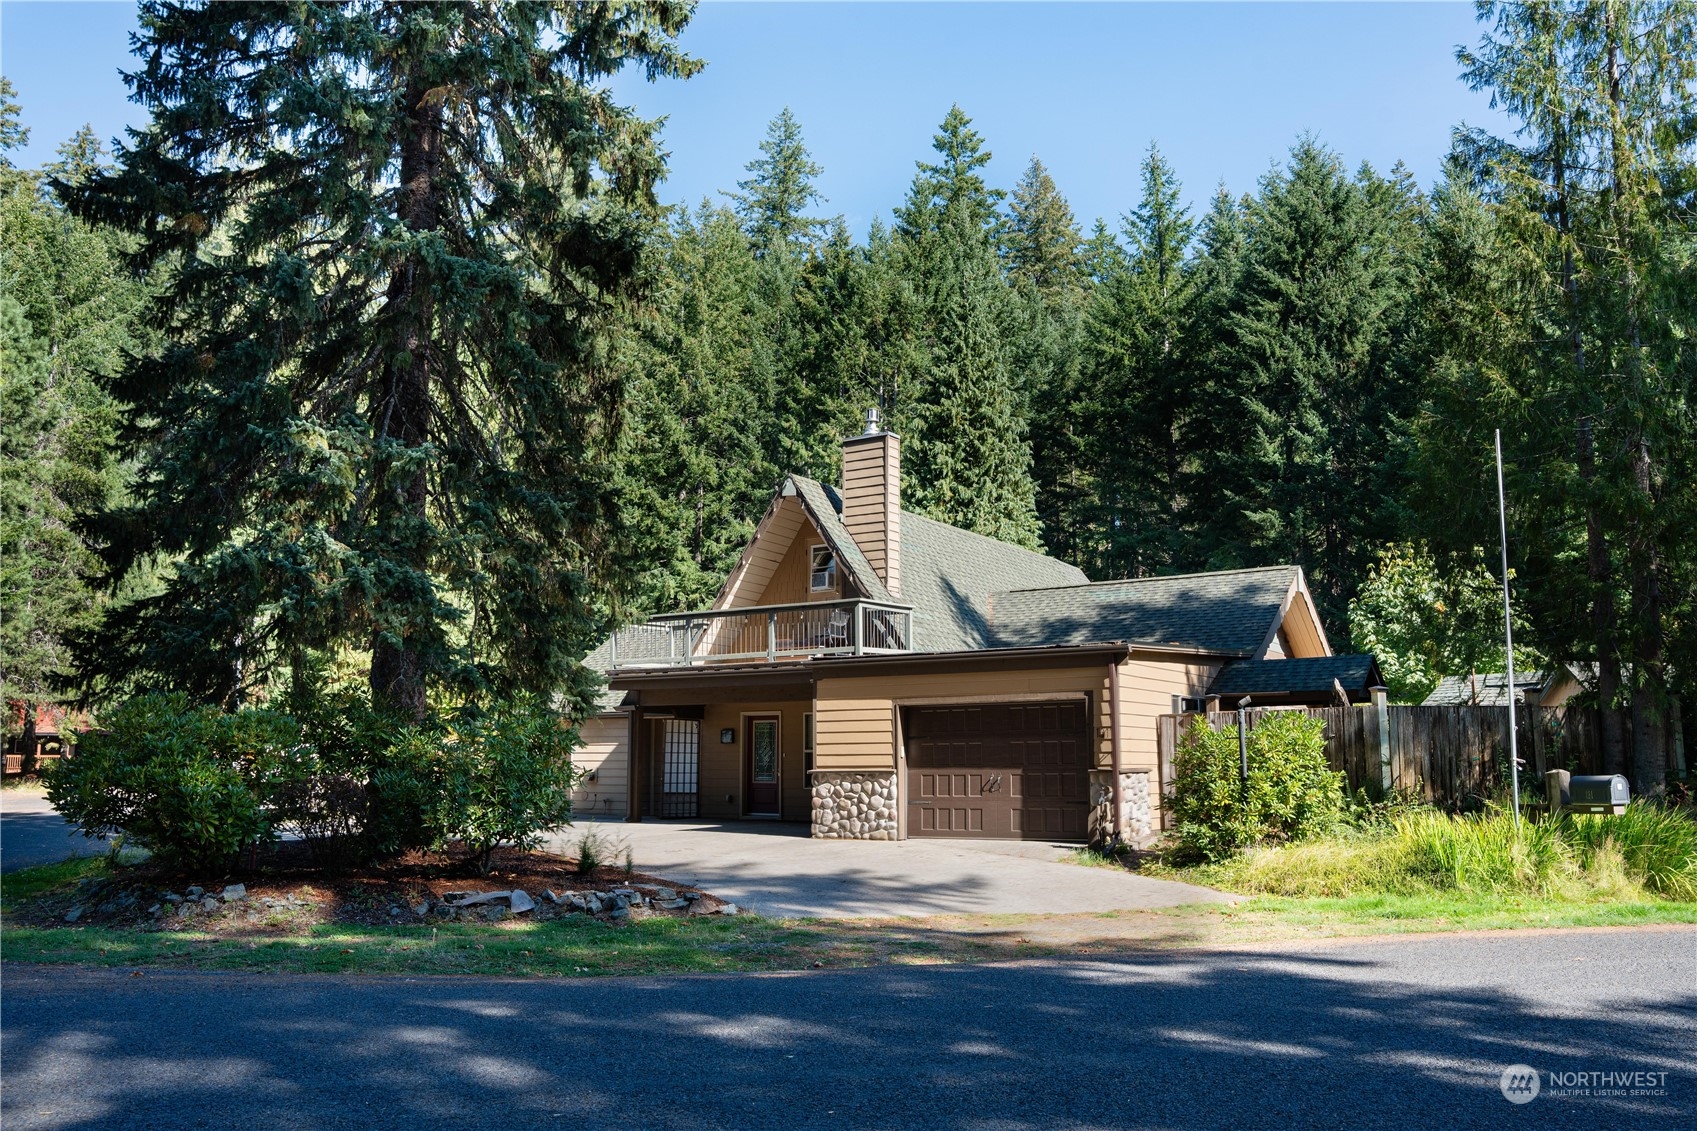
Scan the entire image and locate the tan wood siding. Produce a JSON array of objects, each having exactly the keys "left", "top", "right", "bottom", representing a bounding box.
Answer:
[
  {"left": 1116, "top": 657, "right": 1221, "bottom": 824},
  {"left": 694, "top": 701, "right": 809, "bottom": 821},
  {"left": 840, "top": 433, "right": 900, "bottom": 595},
  {"left": 570, "top": 715, "right": 628, "bottom": 819},
  {"left": 721, "top": 496, "right": 808, "bottom": 609},
  {"left": 752, "top": 516, "right": 840, "bottom": 605},
  {"left": 1278, "top": 587, "right": 1330, "bottom": 658}
]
